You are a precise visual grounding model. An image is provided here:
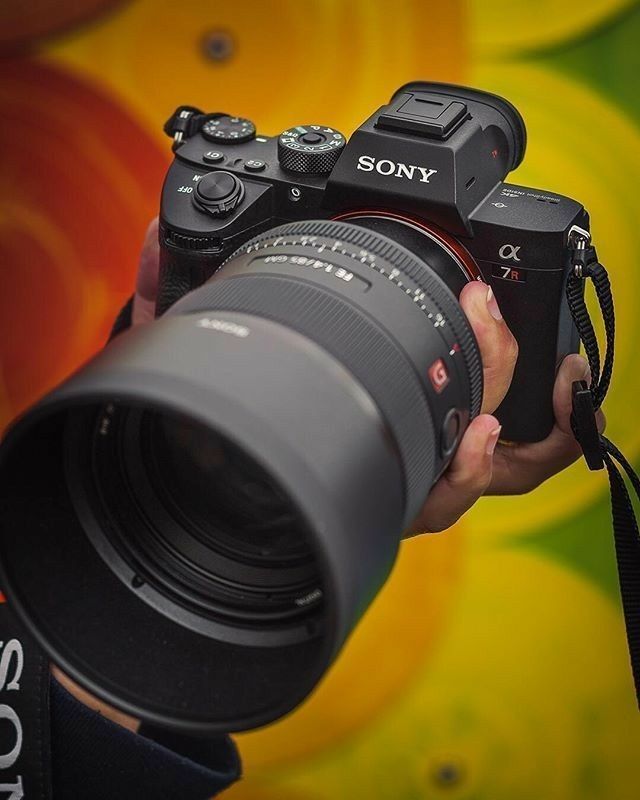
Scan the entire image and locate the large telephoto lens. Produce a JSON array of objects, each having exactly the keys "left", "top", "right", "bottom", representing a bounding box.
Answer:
[{"left": 0, "top": 218, "right": 482, "bottom": 732}]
